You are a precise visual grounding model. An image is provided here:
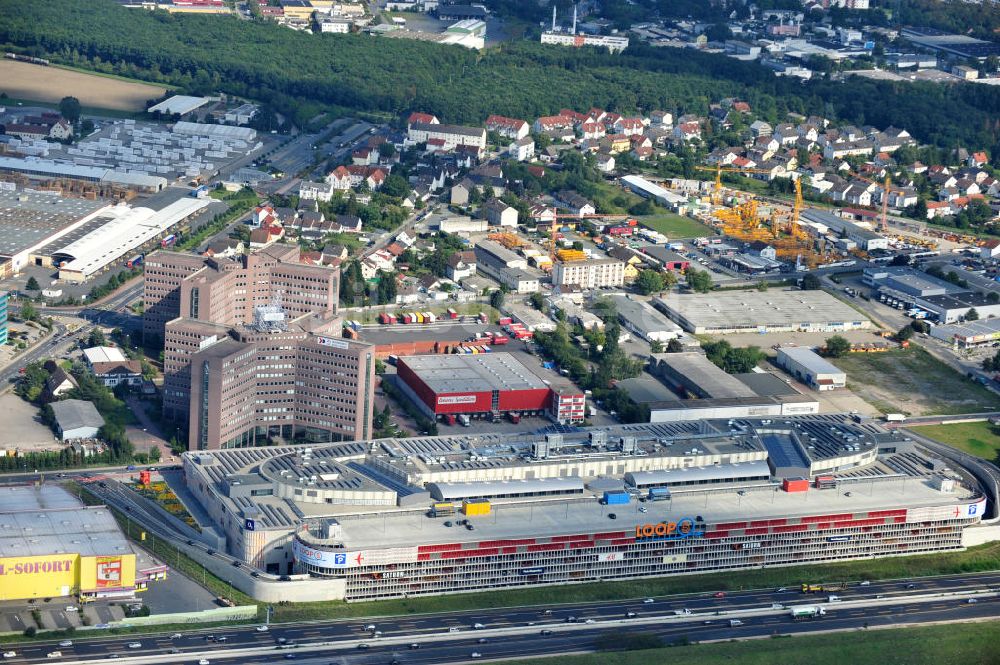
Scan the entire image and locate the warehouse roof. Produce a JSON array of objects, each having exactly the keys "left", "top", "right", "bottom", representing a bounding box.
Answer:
[
  {"left": 777, "top": 346, "right": 845, "bottom": 377},
  {"left": 653, "top": 290, "right": 868, "bottom": 332},
  {"left": 55, "top": 197, "right": 209, "bottom": 278},
  {"left": 607, "top": 295, "right": 682, "bottom": 336},
  {"left": 0, "top": 486, "right": 132, "bottom": 558},
  {"left": 650, "top": 352, "right": 758, "bottom": 399},
  {"left": 624, "top": 460, "right": 773, "bottom": 487},
  {"left": 621, "top": 174, "right": 688, "bottom": 205},
  {"left": 49, "top": 399, "right": 105, "bottom": 433},
  {"left": 147, "top": 95, "right": 211, "bottom": 115},
  {"left": 399, "top": 352, "right": 549, "bottom": 394},
  {"left": 0, "top": 189, "right": 110, "bottom": 257},
  {"left": 0, "top": 156, "right": 168, "bottom": 190},
  {"left": 427, "top": 477, "right": 585, "bottom": 501},
  {"left": 83, "top": 346, "right": 129, "bottom": 364}
]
